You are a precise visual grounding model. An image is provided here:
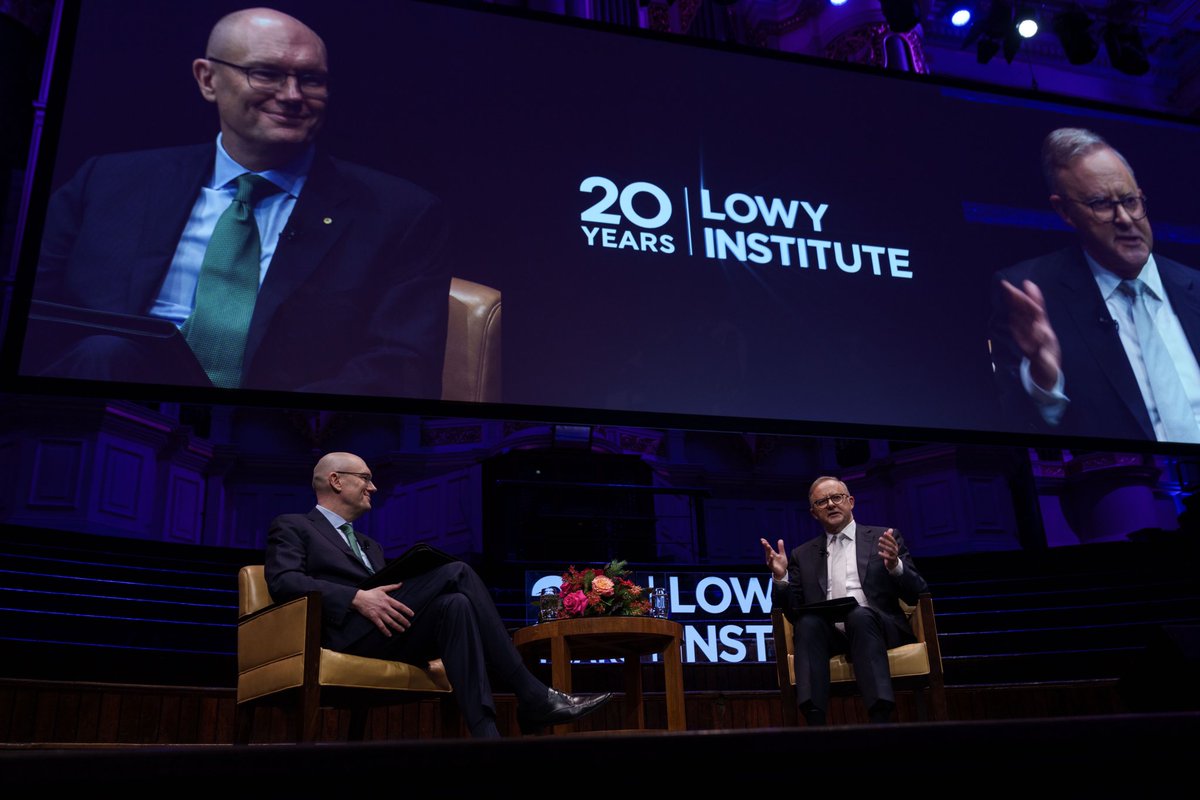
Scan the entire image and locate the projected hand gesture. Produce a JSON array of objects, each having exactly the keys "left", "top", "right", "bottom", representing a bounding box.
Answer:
[{"left": 1000, "top": 278, "right": 1062, "bottom": 391}]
